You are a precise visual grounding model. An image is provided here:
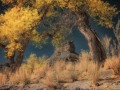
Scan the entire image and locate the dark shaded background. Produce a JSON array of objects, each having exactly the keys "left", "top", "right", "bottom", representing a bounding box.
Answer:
[{"left": 0, "top": 0, "right": 120, "bottom": 63}]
